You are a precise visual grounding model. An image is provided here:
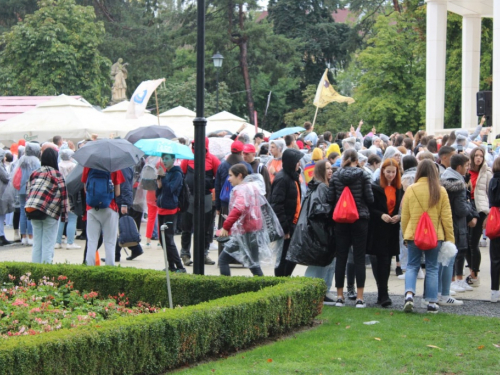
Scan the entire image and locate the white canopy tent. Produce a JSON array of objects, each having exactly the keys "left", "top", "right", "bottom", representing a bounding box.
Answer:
[
  {"left": 206, "top": 111, "right": 271, "bottom": 138},
  {"left": 159, "top": 106, "right": 196, "bottom": 139},
  {"left": 102, "top": 100, "right": 162, "bottom": 129},
  {"left": 0, "top": 95, "right": 126, "bottom": 145}
]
